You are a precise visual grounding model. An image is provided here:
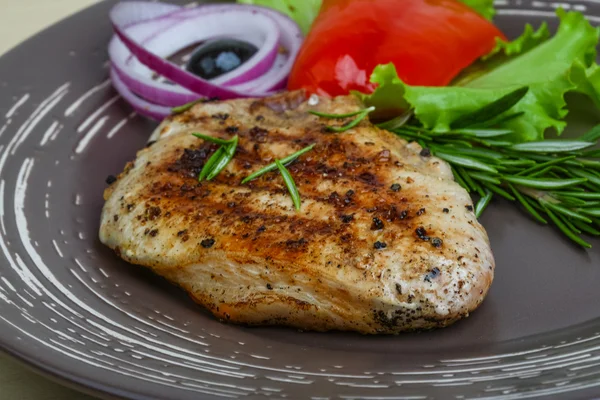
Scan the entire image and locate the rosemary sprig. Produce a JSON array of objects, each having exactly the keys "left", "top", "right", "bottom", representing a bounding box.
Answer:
[
  {"left": 242, "top": 145, "right": 315, "bottom": 210},
  {"left": 450, "top": 87, "right": 529, "bottom": 129},
  {"left": 275, "top": 159, "right": 302, "bottom": 210},
  {"left": 310, "top": 106, "right": 375, "bottom": 133},
  {"left": 475, "top": 190, "right": 493, "bottom": 218},
  {"left": 242, "top": 144, "right": 315, "bottom": 184},
  {"left": 393, "top": 123, "right": 600, "bottom": 248},
  {"left": 172, "top": 99, "right": 204, "bottom": 114},
  {"left": 206, "top": 136, "right": 239, "bottom": 181},
  {"left": 192, "top": 133, "right": 235, "bottom": 146},
  {"left": 192, "top": 133, "right": 238, "bottom": 181}
]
